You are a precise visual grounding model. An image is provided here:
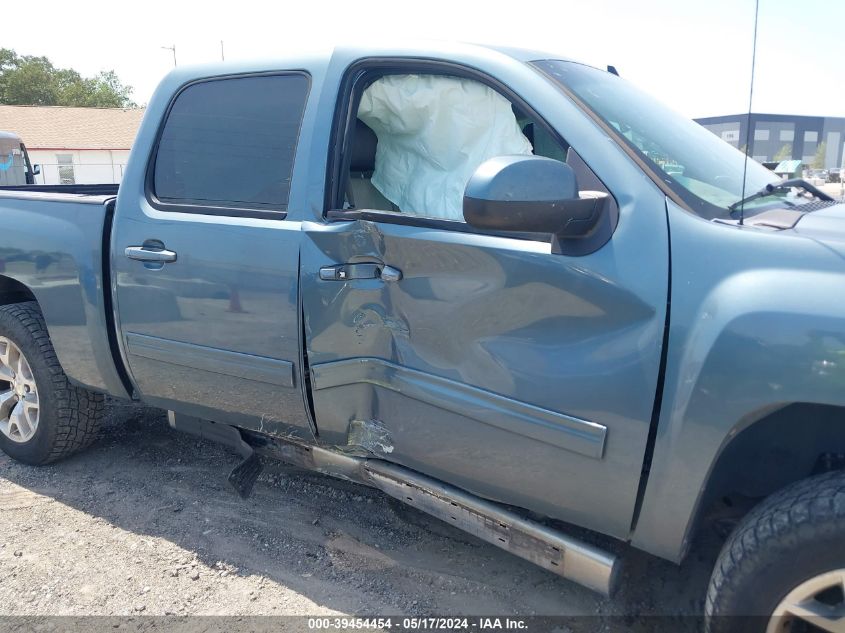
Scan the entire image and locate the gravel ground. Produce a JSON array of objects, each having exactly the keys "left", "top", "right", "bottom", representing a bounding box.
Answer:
[{"left": 0, "top": 399, "right": 722, "bottom": 630}]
